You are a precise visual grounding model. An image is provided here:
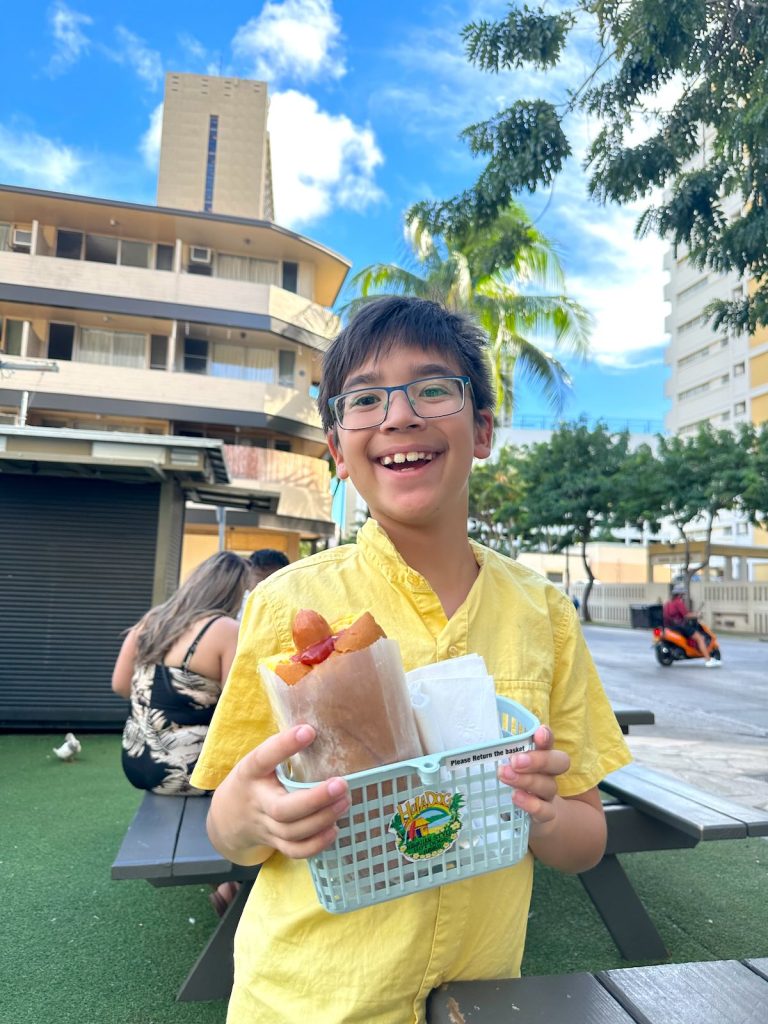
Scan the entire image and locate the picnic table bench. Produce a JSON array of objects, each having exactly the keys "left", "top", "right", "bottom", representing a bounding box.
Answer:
[
  {"left": 427, "top": 958, "right": 768, "bottom": 1024},
  {"left": 110, "top": 793, "right": 260, "bottom": 1002}
]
